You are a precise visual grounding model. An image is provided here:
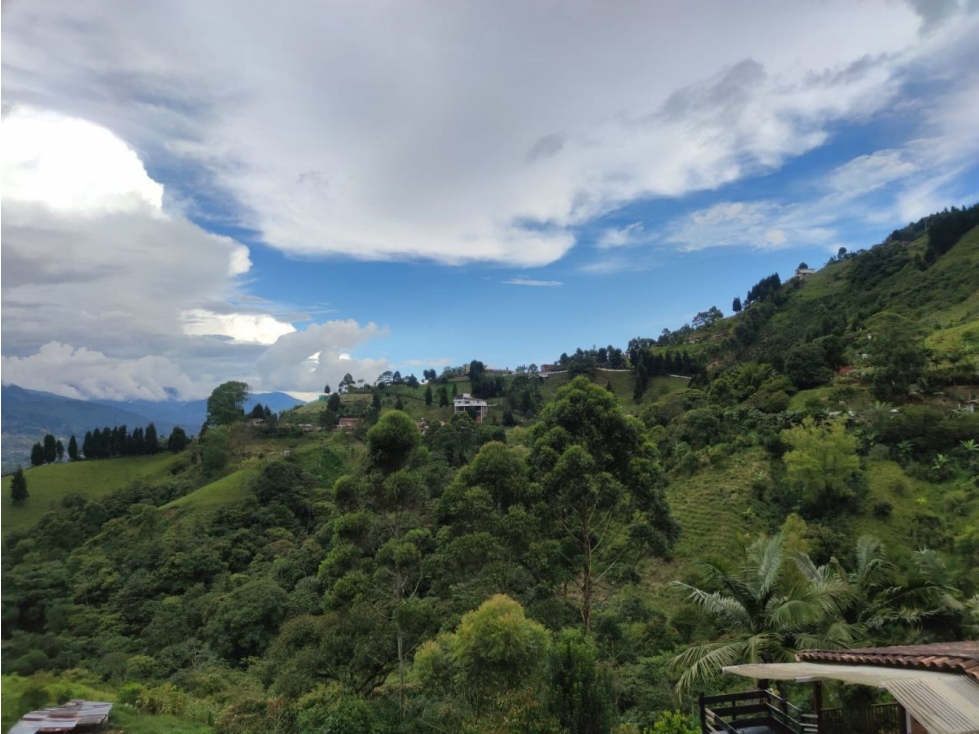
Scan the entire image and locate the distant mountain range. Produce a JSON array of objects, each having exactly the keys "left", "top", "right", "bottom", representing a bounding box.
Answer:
[{"left": 1, "top": 385, "right": 306, "bottom": 472}]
